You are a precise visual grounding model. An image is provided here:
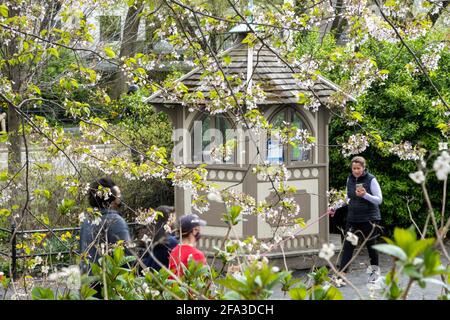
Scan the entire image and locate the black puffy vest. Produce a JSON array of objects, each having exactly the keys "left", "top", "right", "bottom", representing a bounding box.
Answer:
[{"left": 347, "top": 170, "right": 381, "bottom": 223}]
